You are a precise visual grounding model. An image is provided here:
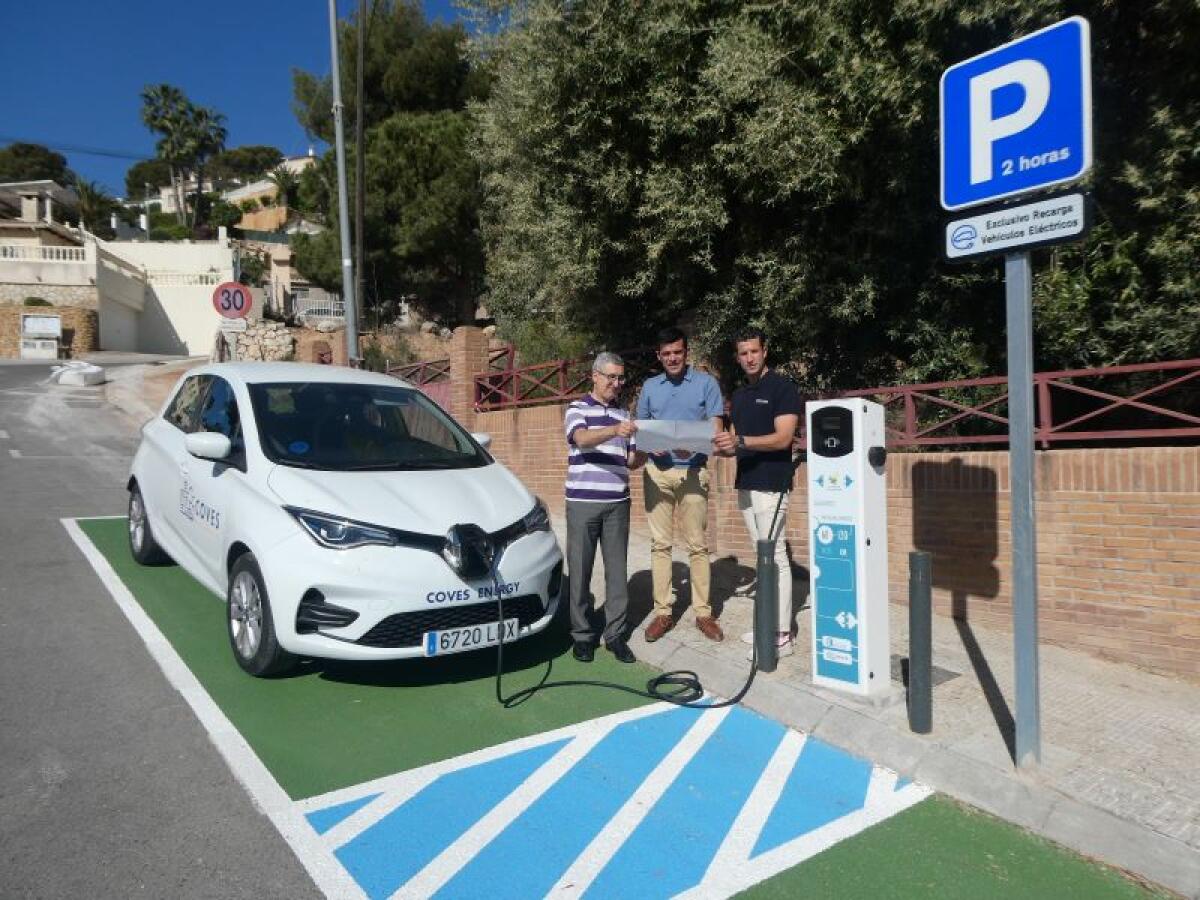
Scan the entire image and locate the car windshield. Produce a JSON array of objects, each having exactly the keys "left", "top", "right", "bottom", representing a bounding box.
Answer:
[{"left": 247, "top": 381, "right": 491, "bottom": 471}]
